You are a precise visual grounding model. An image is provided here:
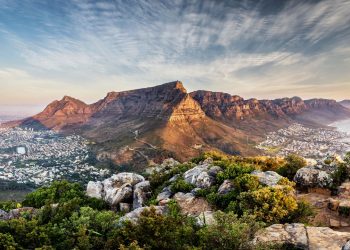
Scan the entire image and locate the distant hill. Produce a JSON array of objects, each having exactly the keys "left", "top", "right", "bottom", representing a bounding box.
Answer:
[
  {"left": 340, "top": 100, "right": 350, "bottom": 109},
  {"left": 5, "top": 81, "right": 350, "bottom": 169}
]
